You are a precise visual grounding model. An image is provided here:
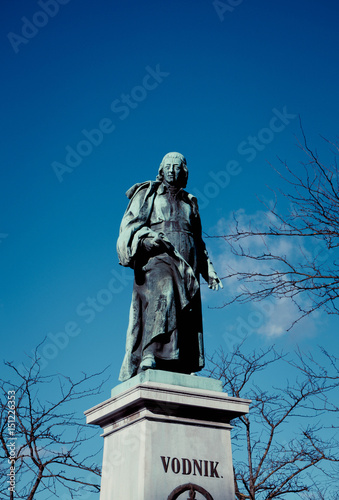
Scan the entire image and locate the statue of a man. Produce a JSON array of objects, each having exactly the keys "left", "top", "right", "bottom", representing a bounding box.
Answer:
[{"left": 117, "top": 152, "right": 223, "bottom": 381}]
